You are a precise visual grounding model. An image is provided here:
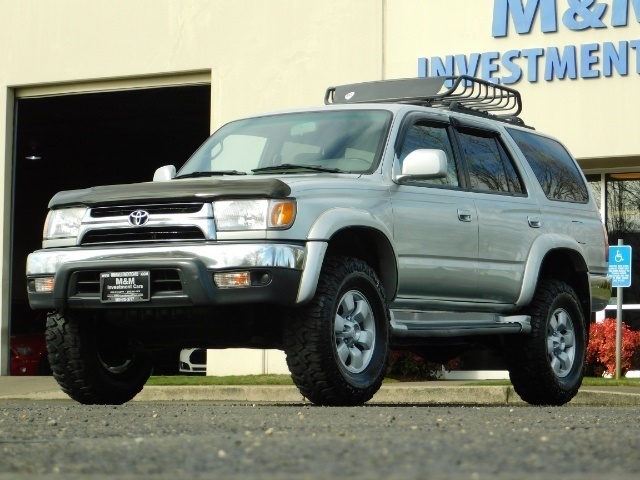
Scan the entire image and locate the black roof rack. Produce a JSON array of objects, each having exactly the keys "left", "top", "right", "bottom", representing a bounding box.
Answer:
[{"left": 325, "top": 76, "right": 524, "bottom": 125}]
